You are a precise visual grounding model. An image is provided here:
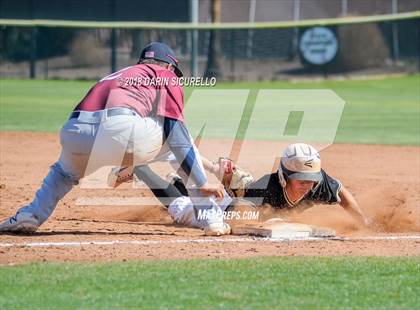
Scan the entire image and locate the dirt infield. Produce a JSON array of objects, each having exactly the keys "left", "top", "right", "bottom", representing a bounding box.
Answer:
[{"left": 0, "top": 132, "right": 419, "bottom": 264}]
